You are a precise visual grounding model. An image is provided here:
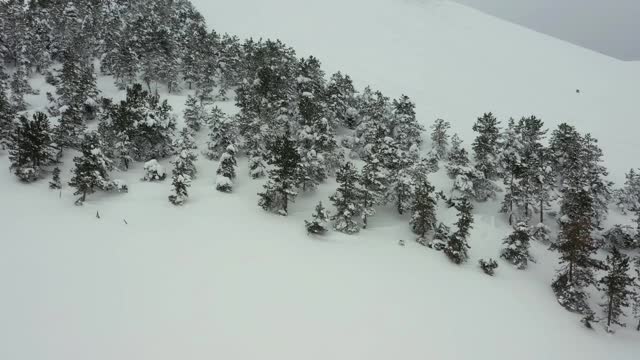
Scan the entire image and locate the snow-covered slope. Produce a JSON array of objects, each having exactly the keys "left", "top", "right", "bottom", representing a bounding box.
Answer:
[
  {"left": 1, "top": 1, "right": 639, "bottom": 360},
  {"left": 194, "top": 0, "right": 639, "bottom": 184}
]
